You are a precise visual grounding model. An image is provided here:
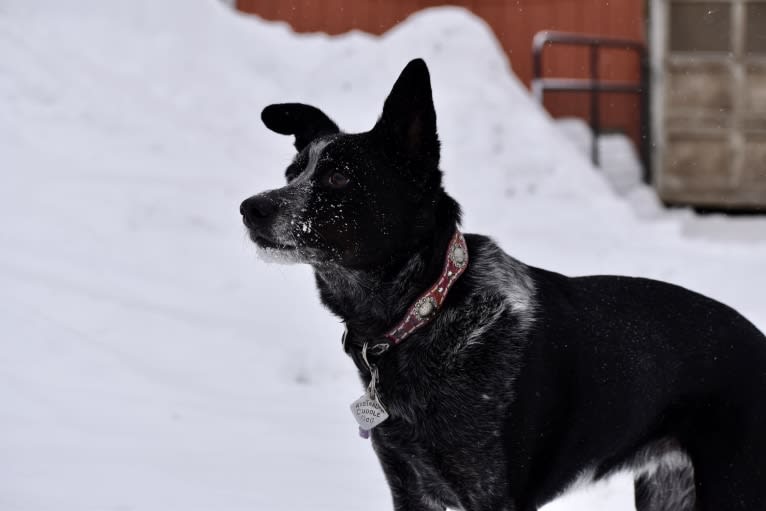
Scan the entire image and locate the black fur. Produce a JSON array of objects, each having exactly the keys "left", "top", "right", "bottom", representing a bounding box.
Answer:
[
  {"left": 261, "top": 103, "right": 339, "bottom": 151},
  {"left": 242, "top": 59, "right": 766, "bottom": 510}
]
